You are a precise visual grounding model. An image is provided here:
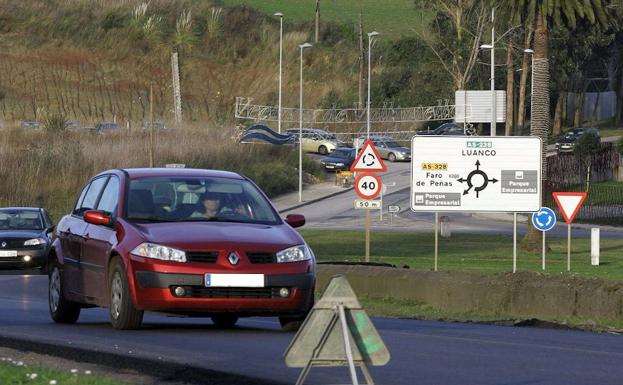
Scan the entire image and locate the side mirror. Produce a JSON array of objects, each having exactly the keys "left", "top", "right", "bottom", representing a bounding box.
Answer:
[
  {"left": 84, "top": 210, "right": 113, "bottom": 226},
  {"left": 285, "top": 214, "right": 305, "bottom": 228}
]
